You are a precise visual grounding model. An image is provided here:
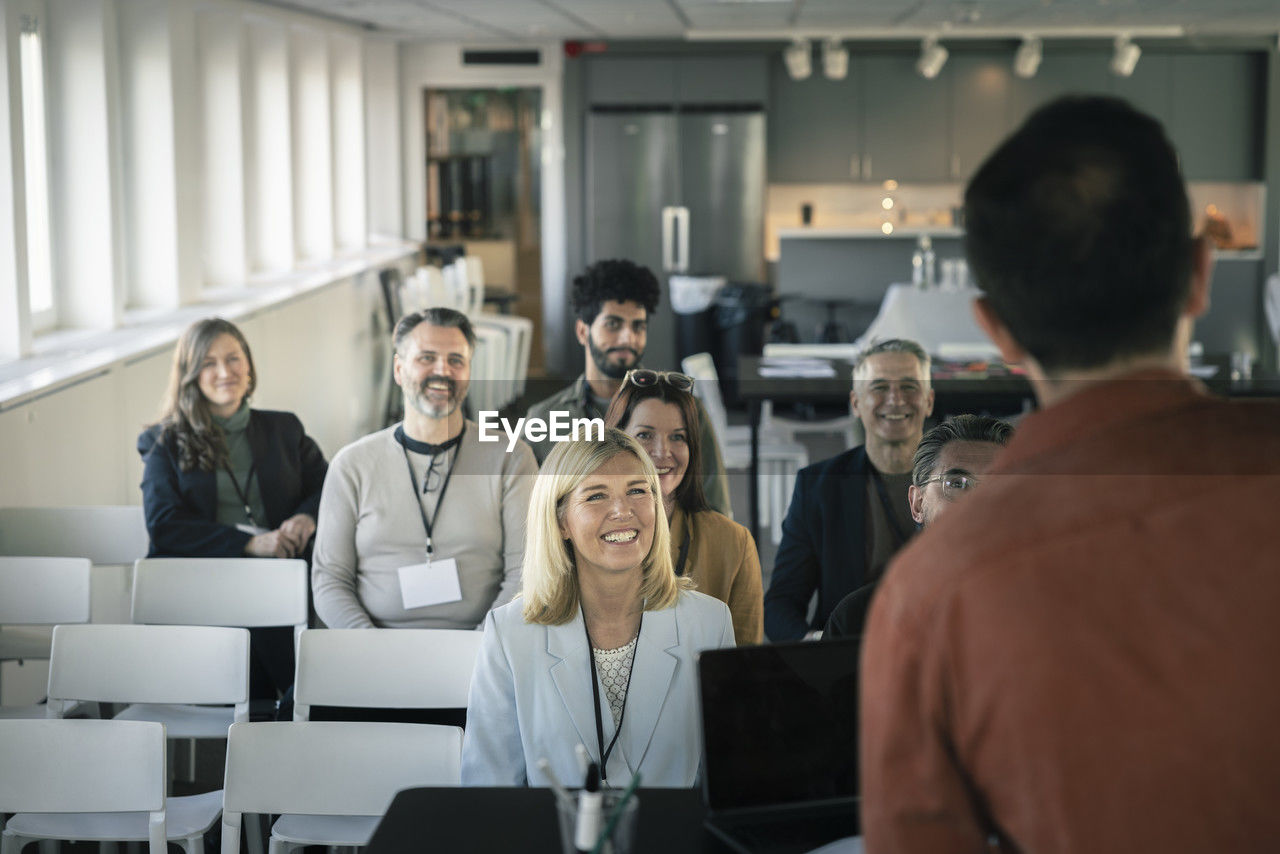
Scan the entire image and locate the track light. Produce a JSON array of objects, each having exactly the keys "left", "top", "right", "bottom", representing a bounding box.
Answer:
[
  {"left": 1111, "top": 35, "right": 1141, "bottom": 76},
  {"left": 916, "top": 37, "right": 948, "bottom": 79},
  {"left": 822, "top": 38, "right": 848, "bottom": 80},
  {"left": 784, "top": 38, "right": 812, "bottom": 81},
  {"left": 1013, "top": 37, "right": 1042, "bottom": 78}
]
